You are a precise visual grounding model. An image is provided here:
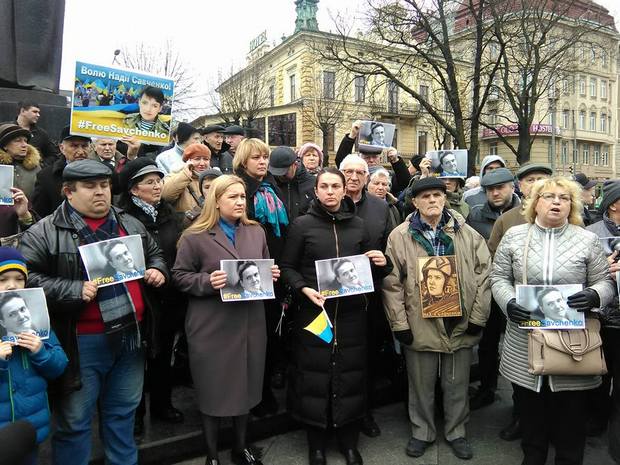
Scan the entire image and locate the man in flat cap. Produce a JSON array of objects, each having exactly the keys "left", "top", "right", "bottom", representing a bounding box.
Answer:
[
  {"left": 223, "top": 125, "right": 246, "bottom": 157},
  {"left": 574, "top": 172, "right": 600, "bottom": 226},
  {"left": 201, "top": 124, "right": 233, "bottom": 174},
  {"left": 31, "top": 126, "right": 92, "bottom": 218},
  {"left": 466, "top": 168, "right": 520, "bottom": 411},
  {"left": 383, "top": 176, "right": 491, "bottom": 461},
  {"left": 19, "top": 159, "right": 168, "bottom": 465}
]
